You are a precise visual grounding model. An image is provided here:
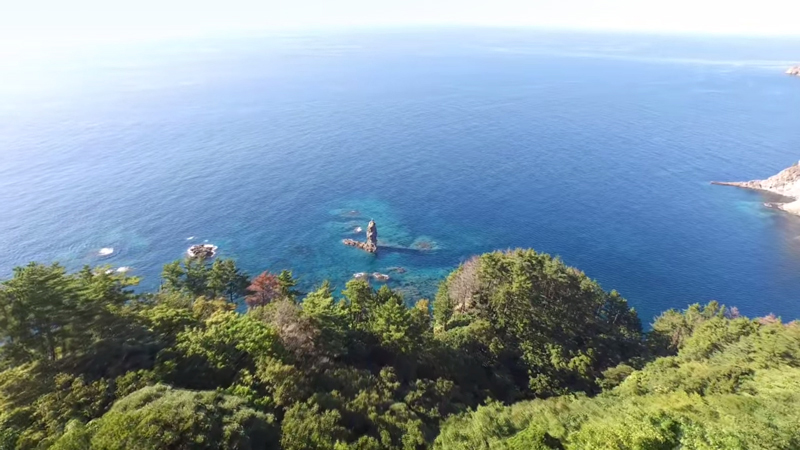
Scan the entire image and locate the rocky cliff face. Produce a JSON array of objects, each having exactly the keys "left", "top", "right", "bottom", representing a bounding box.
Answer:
[
  {"left": 712, "top": 162, "right": 800, "bottom": 215},
  {"left": 787, "top": 66, "right": 800, "bottom": 77}
]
